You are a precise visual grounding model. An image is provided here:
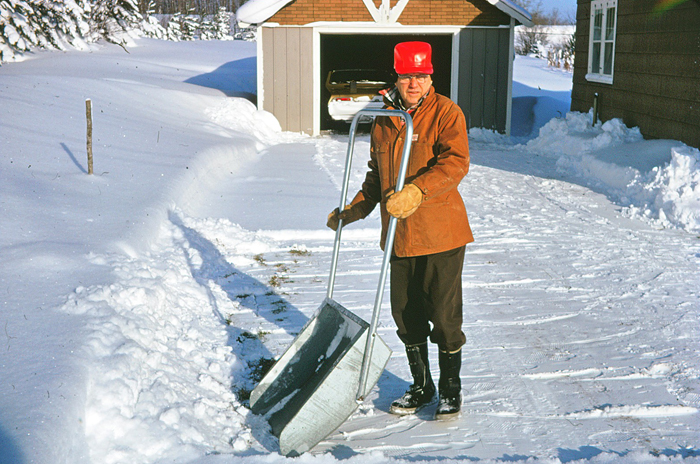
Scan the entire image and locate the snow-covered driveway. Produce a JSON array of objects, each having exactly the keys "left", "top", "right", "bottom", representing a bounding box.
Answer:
[
  {"left": 72, "top": 130, "right": 698, "bottom": 462},
  {"left": 257, "top": 135, "right": 699, "bottom": 461}
]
